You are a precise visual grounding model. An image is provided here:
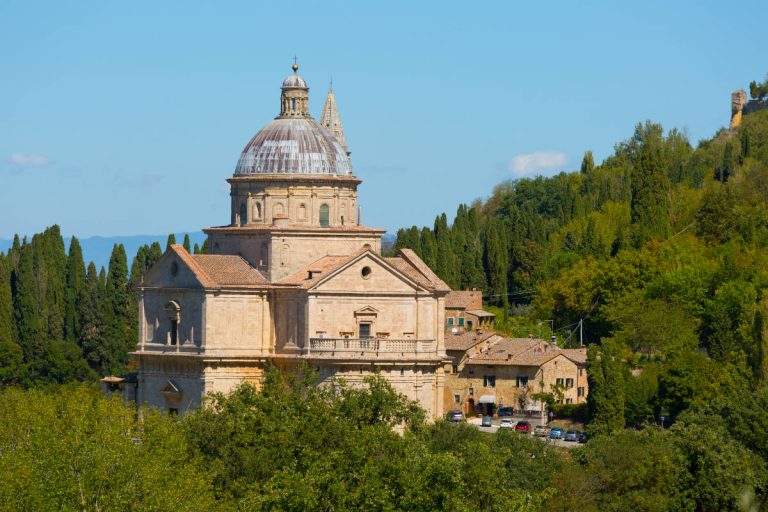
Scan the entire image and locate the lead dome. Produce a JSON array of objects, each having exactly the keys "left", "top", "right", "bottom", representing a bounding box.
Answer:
[{"left": 234, "top": 65, "right": 352, "bottom": 176}]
